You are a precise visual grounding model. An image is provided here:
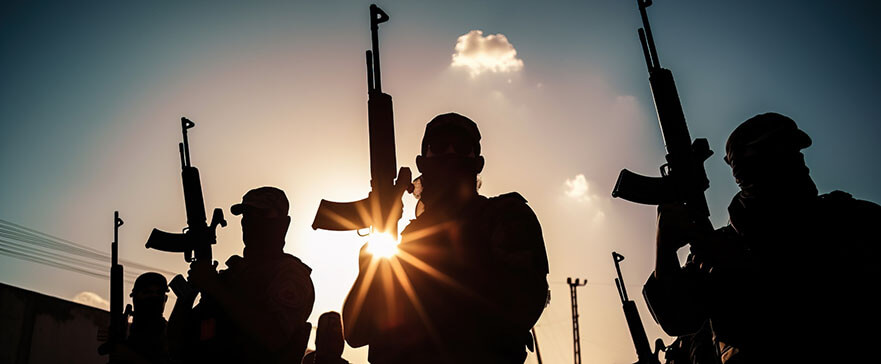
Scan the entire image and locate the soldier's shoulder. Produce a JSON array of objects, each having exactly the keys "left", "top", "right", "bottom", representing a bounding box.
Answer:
[
  {"left": 486, "top": 192, "right": 530, "bottom": 210},
  {"left": 819, "top": 190, "right": 881, "bottom": 215},
  {"left": 275, "top": 255, "right": 315, "bottom": 295},
  {"left": 492, "top": 191, "right": 528, "bottom": 203},
  {"left": 483, "top": 192, "right": 541, "bottom": 225},
  {"left": 280, "top": 254, "right": 313, "bottom": 275},
  {"left": 819, "top": 190, "right": 854, "bottom": 205}
]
